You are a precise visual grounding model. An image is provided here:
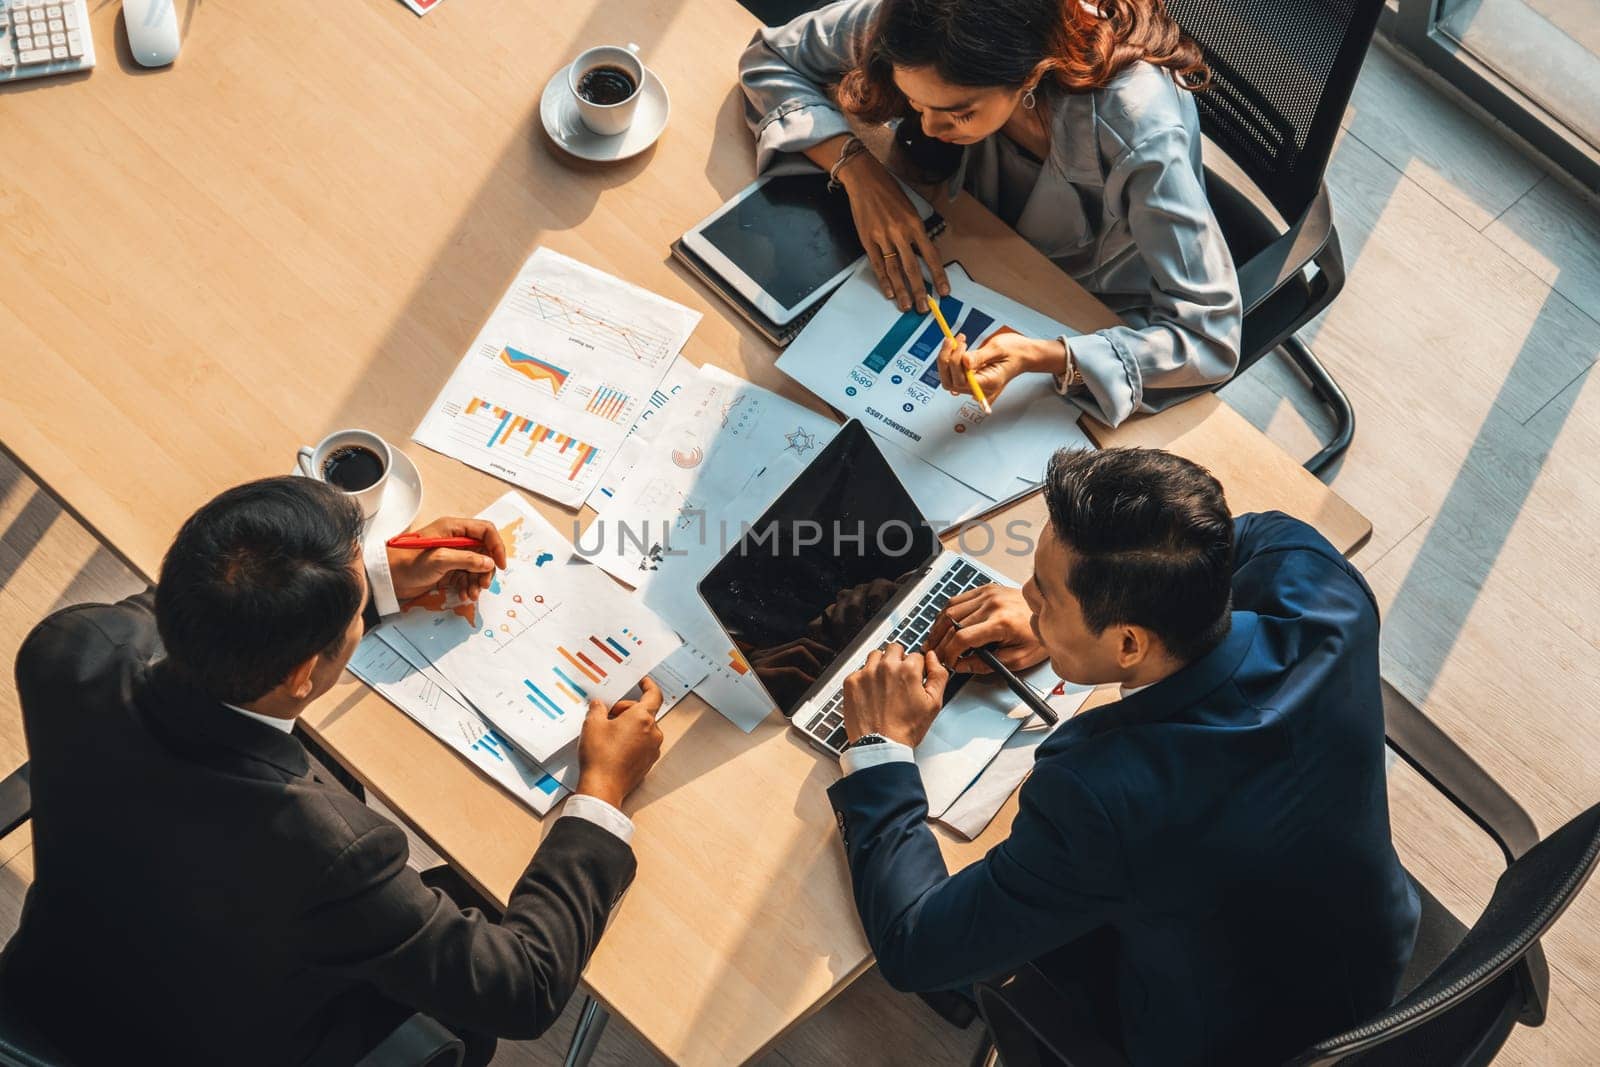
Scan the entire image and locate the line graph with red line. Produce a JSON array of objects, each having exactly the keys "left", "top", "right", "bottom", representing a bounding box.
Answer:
[{"left": 513, "top": 281, "right": 678, "bottom": 368}]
